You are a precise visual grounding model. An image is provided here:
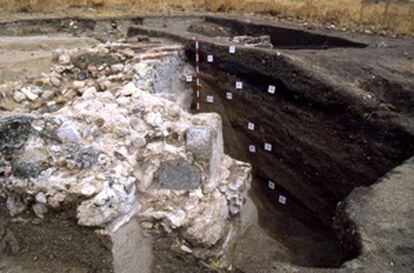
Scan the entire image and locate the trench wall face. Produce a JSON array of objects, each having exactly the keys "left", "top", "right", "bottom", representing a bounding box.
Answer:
[
  {"left": 189, "top": 17, "right": 368, "bottom": 49},
  {"left": 182, "top": 28, "right": 414, "bottom": 265},
  {"left": 186, "top": 43, "right": 413, "bottom": 216}
]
